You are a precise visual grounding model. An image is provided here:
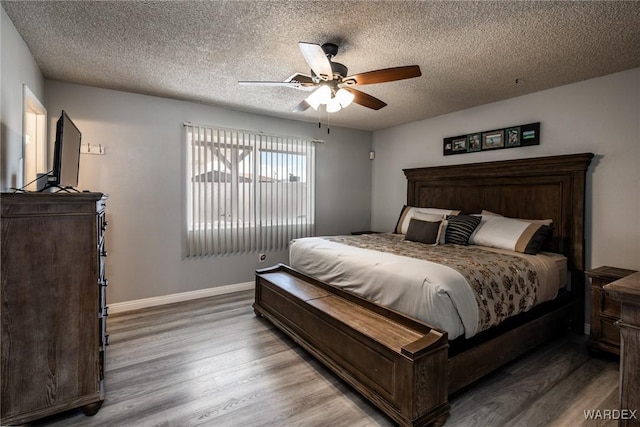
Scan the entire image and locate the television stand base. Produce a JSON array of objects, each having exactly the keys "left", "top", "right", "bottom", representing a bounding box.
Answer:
[{"left": 39, "top": 184, "right": 80, "bottom": 193}]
